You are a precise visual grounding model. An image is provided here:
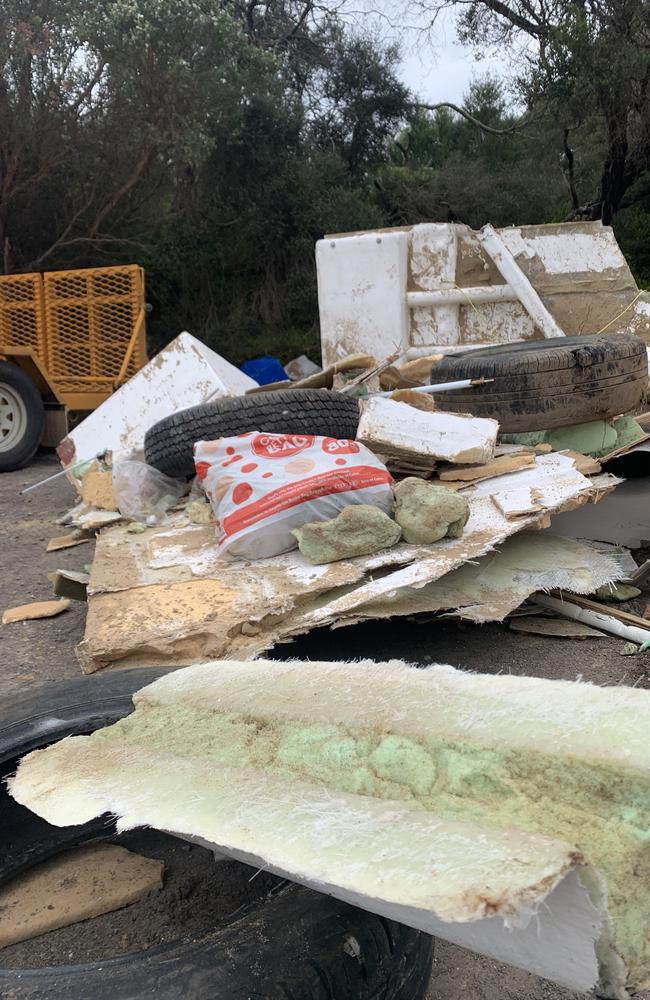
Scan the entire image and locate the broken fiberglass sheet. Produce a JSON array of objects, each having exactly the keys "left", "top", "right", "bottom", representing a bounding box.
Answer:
[{"left": 78, "top": 453, "right": 620, "bottom": 672}]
